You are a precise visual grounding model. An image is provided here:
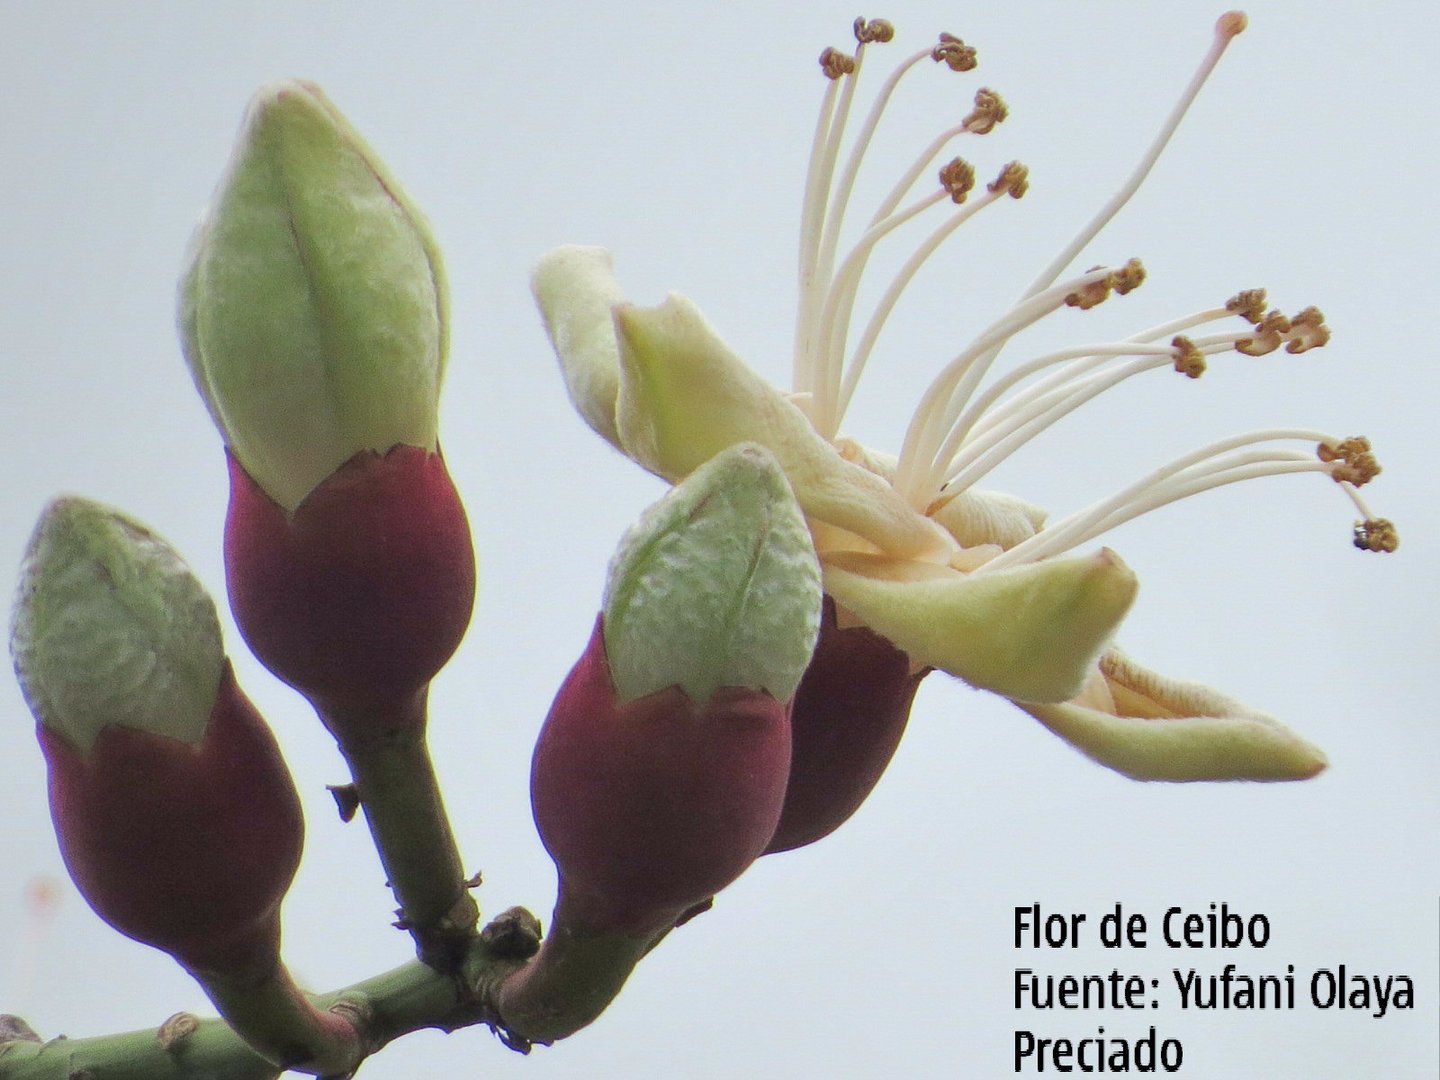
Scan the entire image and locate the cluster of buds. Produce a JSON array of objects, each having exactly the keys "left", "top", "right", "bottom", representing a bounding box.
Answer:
[{"left": 2, "top": 8, "right": 1404, "bottom": 1073}]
